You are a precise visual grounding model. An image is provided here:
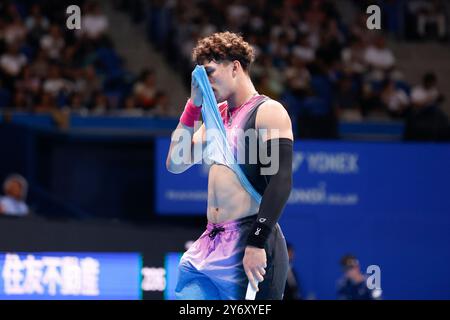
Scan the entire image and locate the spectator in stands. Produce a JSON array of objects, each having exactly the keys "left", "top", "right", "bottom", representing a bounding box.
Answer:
[
  {"left": 153, "top": 90, "right": 171, "bottom": 117},
  {"left": 34, "top": 90, "right": 57, "bottom": 113},
  {"left": 292, "top": 33, "right": 316, "bottom": 64},
  {"left": 0, "top": 43, "right": 27, "bottom": 80},
  {"left": 0, "top": 174, "right": 30, "bottom": 217},
  {"left": 283, "top": 56, "right": 311, "bottom": 99},
  {"left": 40, "top": 24, "right": 65, "bottom": 60},
  {"left": 364, "top": 35, "right": 396, "bottom": 76},
  {"left": 90, "top": 91, "right": 110, "bottom": 115},
  {"left": 133, "top": 69, "right": 157, "bottom": 110},
  {"left": 80, "top": 2, "right": 109, "bottom": 41},
  {"left": 4, "top": 13, "right": 27, "bottom": 45},
  {"left": 305, "top": 0, "right": 328, "bottom": 39},
  {"left": 25, "top": 4, "right": 50, "bottom": 47},
  {"left": 30, "top": 49, "right": 50, "bottom": 79},
  {"left": 257, "top": 72, "right": 281, "bottom": 100},
  {"left": 65, "top": 92, "right": 89, "bottom": 116},
  {"left": 257, "top": 54, "right": 285, "bottom": 99},
  {"left": 348, "top": 11, "right": 372, "bottom": 41},
  {"left": 283, "top": 242, "right": 303, "bottom": 300},
  {"left": 334, "top": 74, "right": 362, "bottom": 121},
  {"left": 12, "top": 89, "right": 32, "bottom": 110},
  {"left": 316, "top": 18, "right": 345, "bottom": 67},
  {"left": 15, "top": 65, "right": 41, "bottom": 98},
  {"left": 42, "top": 64, "right": 73, "bottom": 97},
  {"left": 405, "top": 72, "right": 449, "bottom": 141},
  {"left": 337, "top": 254, "right": 382, "bottom": 300},
  {"left": 380, "top": 79, "right": 410, "bottom": 118},
  {"left": 81, "top": 65, "right": 102, "bottom": 103},
  {"left": 60, "top": 45, "right": 79, "bottom": 71},
  {"left": 121, "top": 95, "right": 144, "bottom": 116},
  {"left": 226, "top": 0, "right": 249, "bottom": 31},
  {"left": 341, "top": 37, "right": 367, "bottom": 75},
  {"left": 411, "top": 72, "right": 443, "bottom": 110}
]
